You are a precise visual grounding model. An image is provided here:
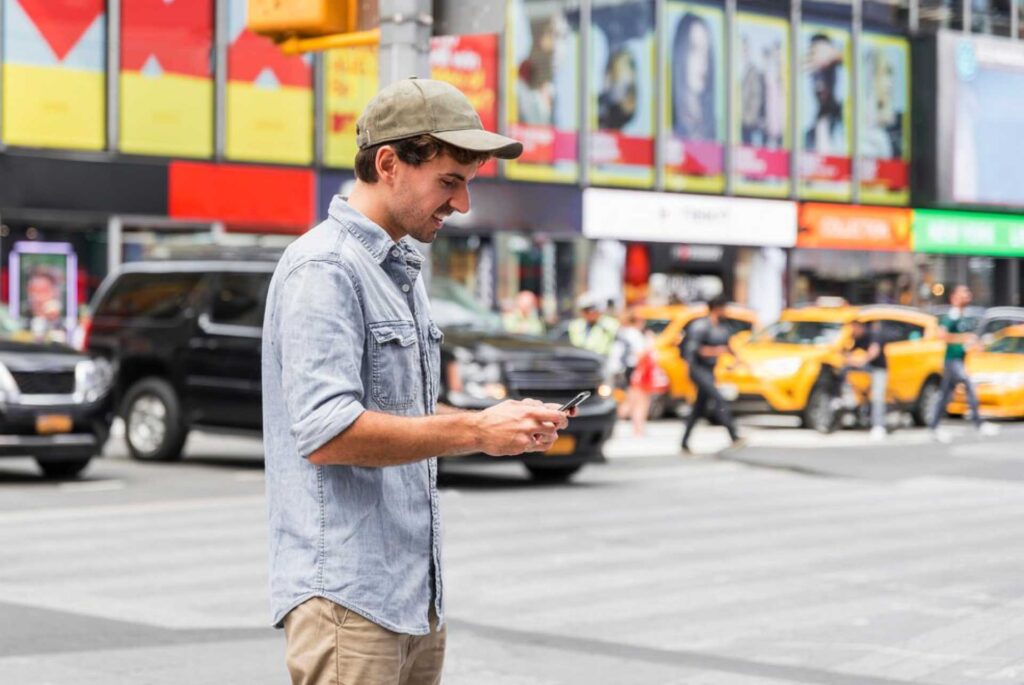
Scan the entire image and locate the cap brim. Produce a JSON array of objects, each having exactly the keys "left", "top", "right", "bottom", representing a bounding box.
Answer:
[{"left": 432, "top": 128, "right": 524, "bottom": 160}]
